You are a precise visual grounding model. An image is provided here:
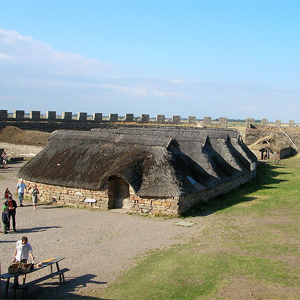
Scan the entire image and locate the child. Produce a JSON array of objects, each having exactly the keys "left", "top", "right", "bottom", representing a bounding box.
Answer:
[
  {"left": 4, "top": 187, "right": 13, "bottom": 200},
  {"left": 2, "top": 206, "right": 9, "bottom": 234}
]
